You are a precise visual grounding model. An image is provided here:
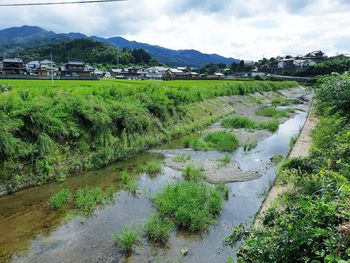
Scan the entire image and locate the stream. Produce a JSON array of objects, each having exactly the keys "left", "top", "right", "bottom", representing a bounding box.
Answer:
[{"left": 0, "top": 106, "right": 308, "bottom": 263}]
